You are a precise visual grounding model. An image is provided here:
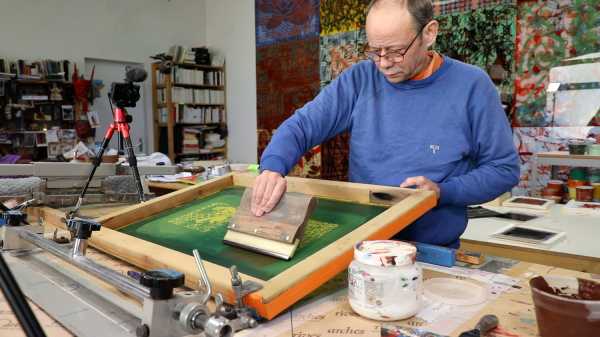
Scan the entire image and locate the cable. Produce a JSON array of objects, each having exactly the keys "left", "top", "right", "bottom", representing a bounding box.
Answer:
[{"left": 0, "top": 253, "right": 46, "bottom": 337}]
